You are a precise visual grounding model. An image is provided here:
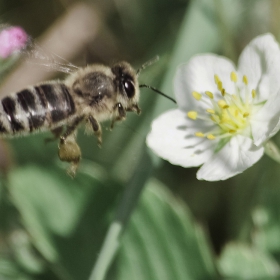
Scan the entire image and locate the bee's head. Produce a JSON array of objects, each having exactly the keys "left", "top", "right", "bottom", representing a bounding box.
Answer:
[
  {"left": 111, "top": 61, "right": 140, "bottom": 107},
  {"left": 111, "top": 58, "right": 176, "bottom": 110}
]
